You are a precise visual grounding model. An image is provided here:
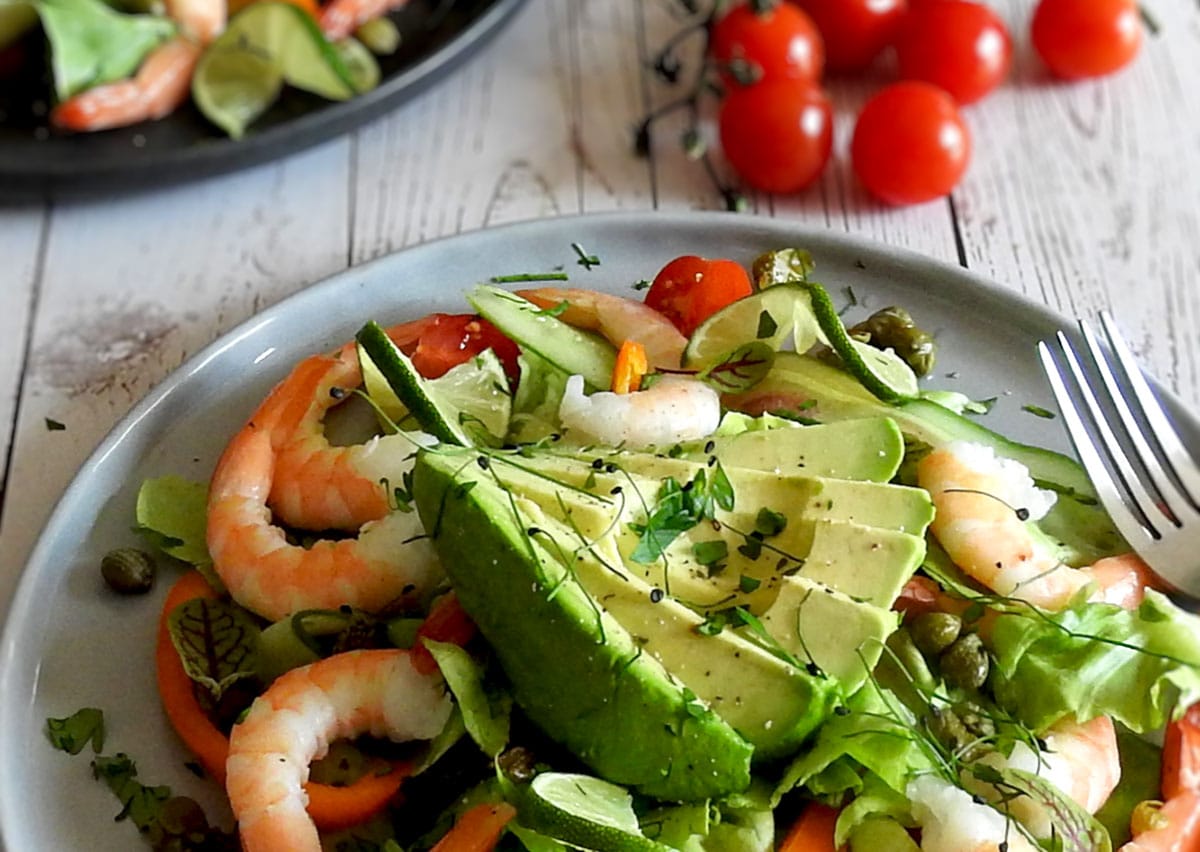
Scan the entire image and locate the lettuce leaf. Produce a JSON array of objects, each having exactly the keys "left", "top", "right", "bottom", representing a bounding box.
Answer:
[
  {"left": 134, "top": 475, "right": 210, "bottom": 566},
  {"left": 424, "top": 639, "right": 511, "bottom": 758},
  {"left": 507, "top": 351, "right": 570, "bottom": 445},
  {"left": 989, "top": 590, "right": 1200, "bottom": 732},
  {"left": 15, "top": 0, "right": 175, "bottom": 99}
]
